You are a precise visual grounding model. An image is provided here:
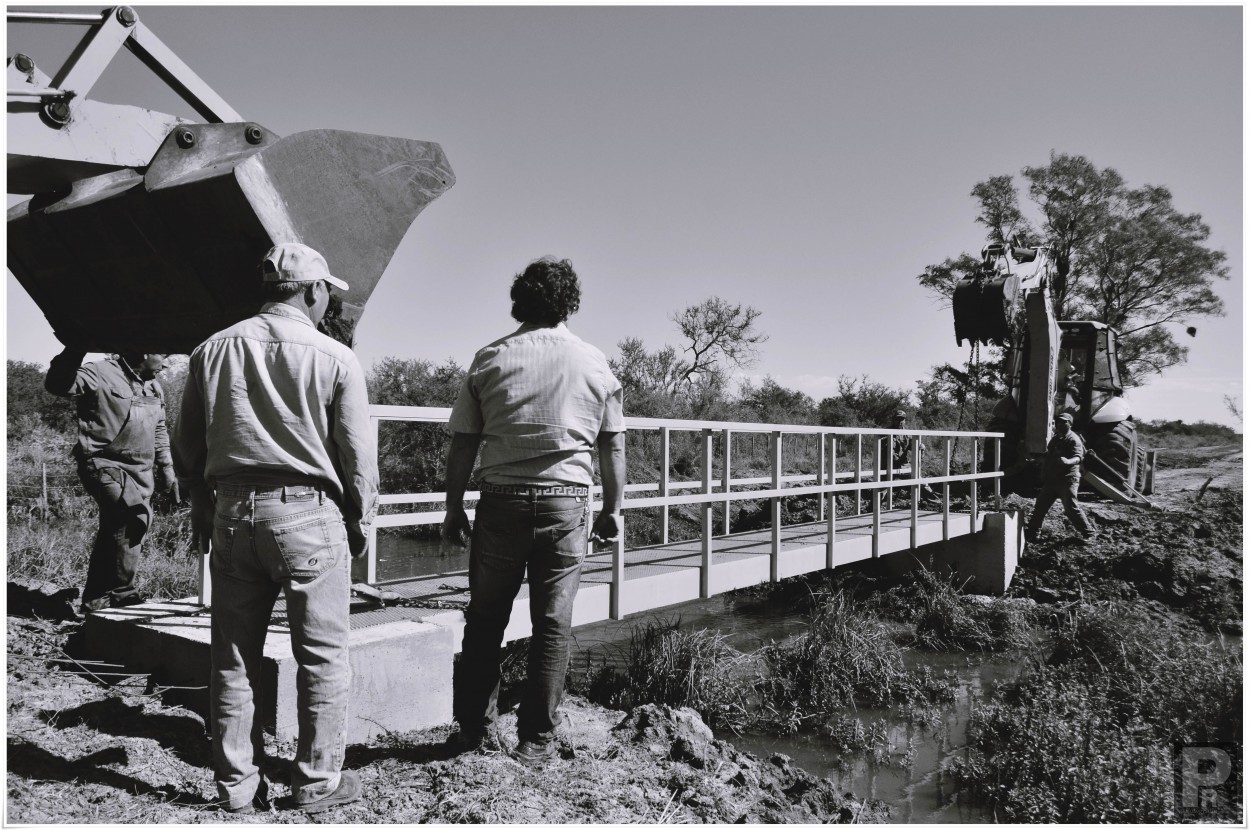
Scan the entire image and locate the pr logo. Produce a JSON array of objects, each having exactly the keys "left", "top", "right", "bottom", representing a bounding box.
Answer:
[{"left": 1175, "top": 743, "right": 1241, "bottom": 821}]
